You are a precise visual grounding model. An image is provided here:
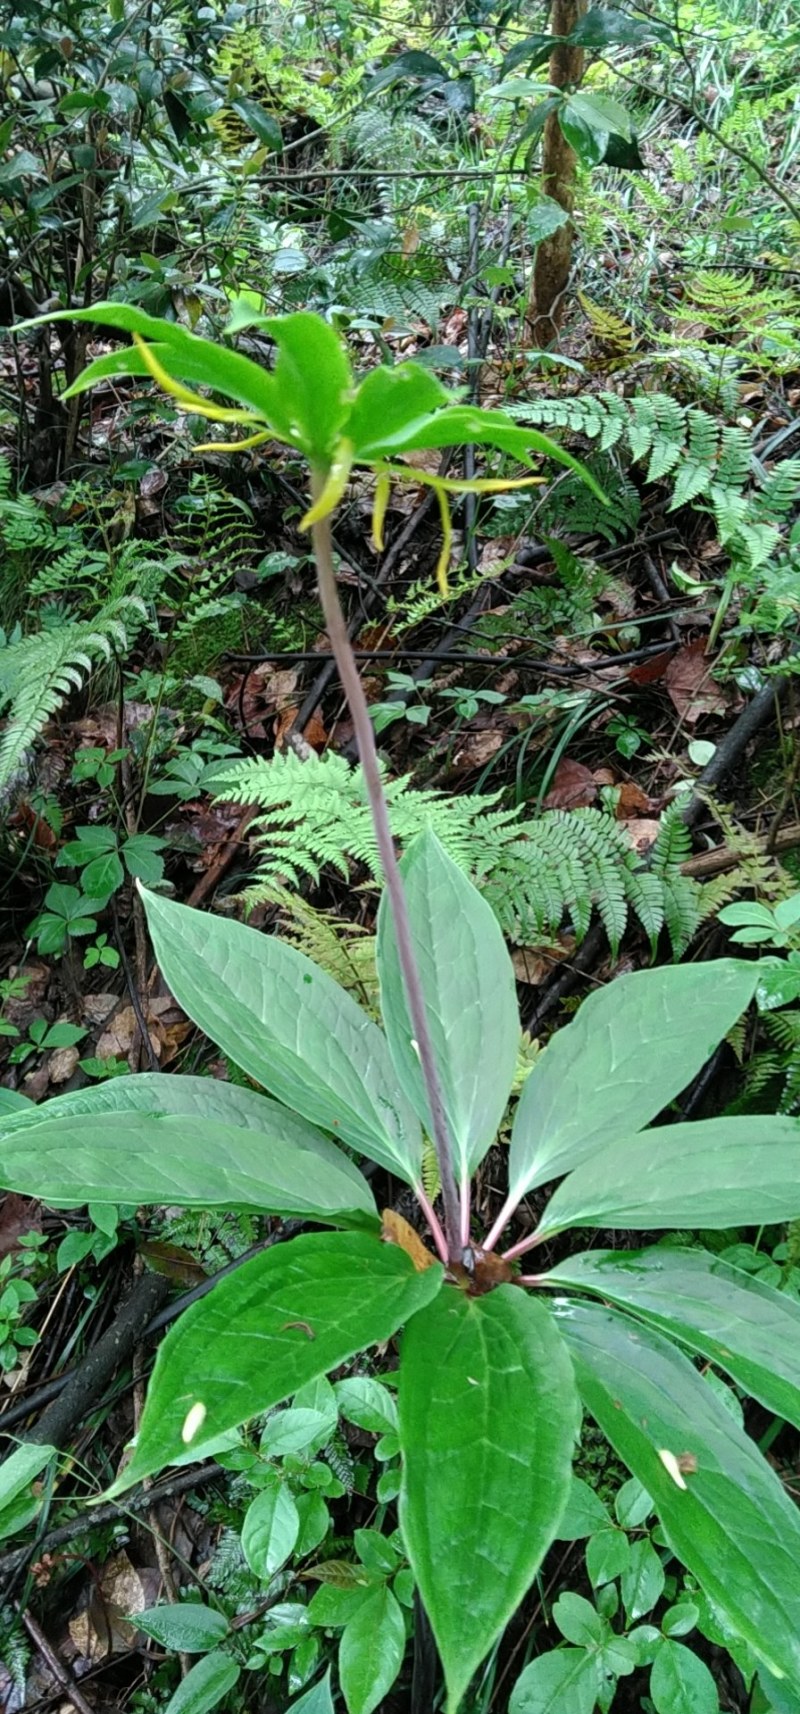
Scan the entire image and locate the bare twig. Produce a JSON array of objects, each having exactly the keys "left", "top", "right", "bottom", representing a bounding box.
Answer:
[{"left": 18, "top": 1607, "right": 95, "bottom": 1714}]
